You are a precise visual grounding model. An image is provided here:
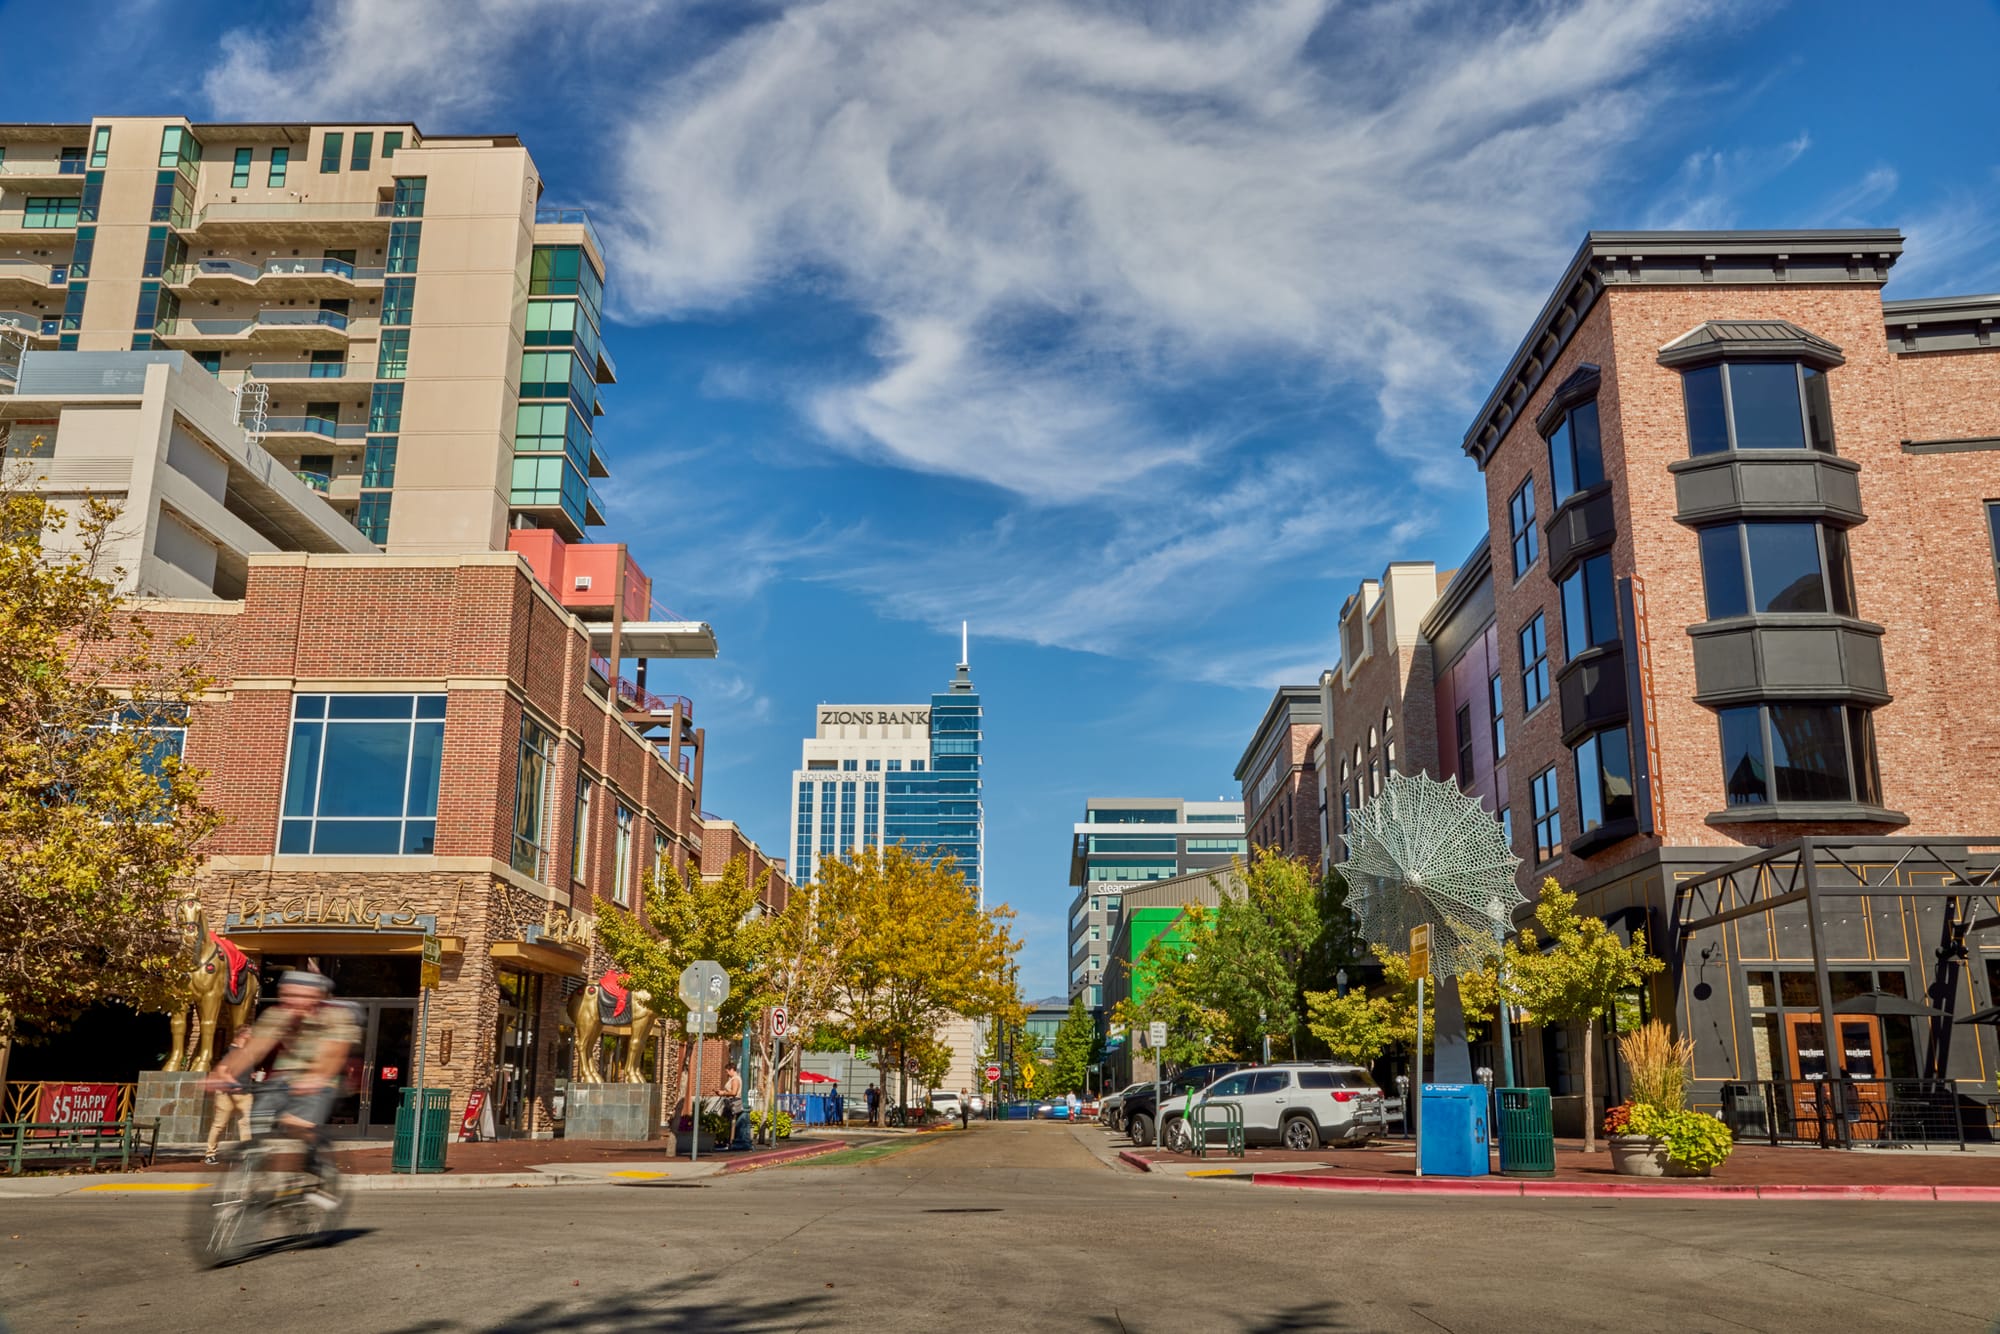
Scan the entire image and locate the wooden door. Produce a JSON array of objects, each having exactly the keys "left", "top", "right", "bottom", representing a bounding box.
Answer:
[{"left": 1785, "top": 1013, "right": 1886, "bottom": 1141}]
